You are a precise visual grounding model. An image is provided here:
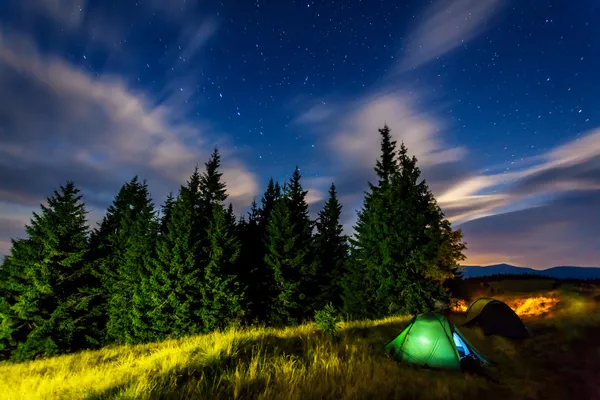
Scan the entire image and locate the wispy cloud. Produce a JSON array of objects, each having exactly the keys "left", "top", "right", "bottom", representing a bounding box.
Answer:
[
  {"left": 0, "top": 26, "right": 259, "bottom": 255},
  {"left": 430, "top": 126, "right": 600, "bottom": 268},
  {"left": 459, "top": 190, "right": 600, "bottom": 269},
  {"left": 399, "top": 0, "right": 504, "bottom": 72},
  {"left": 438, "top": 128, "right": 600, "bottom": 224},
  {"left": 36, "top": 0, "right": 88, "bottom": 29}
]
